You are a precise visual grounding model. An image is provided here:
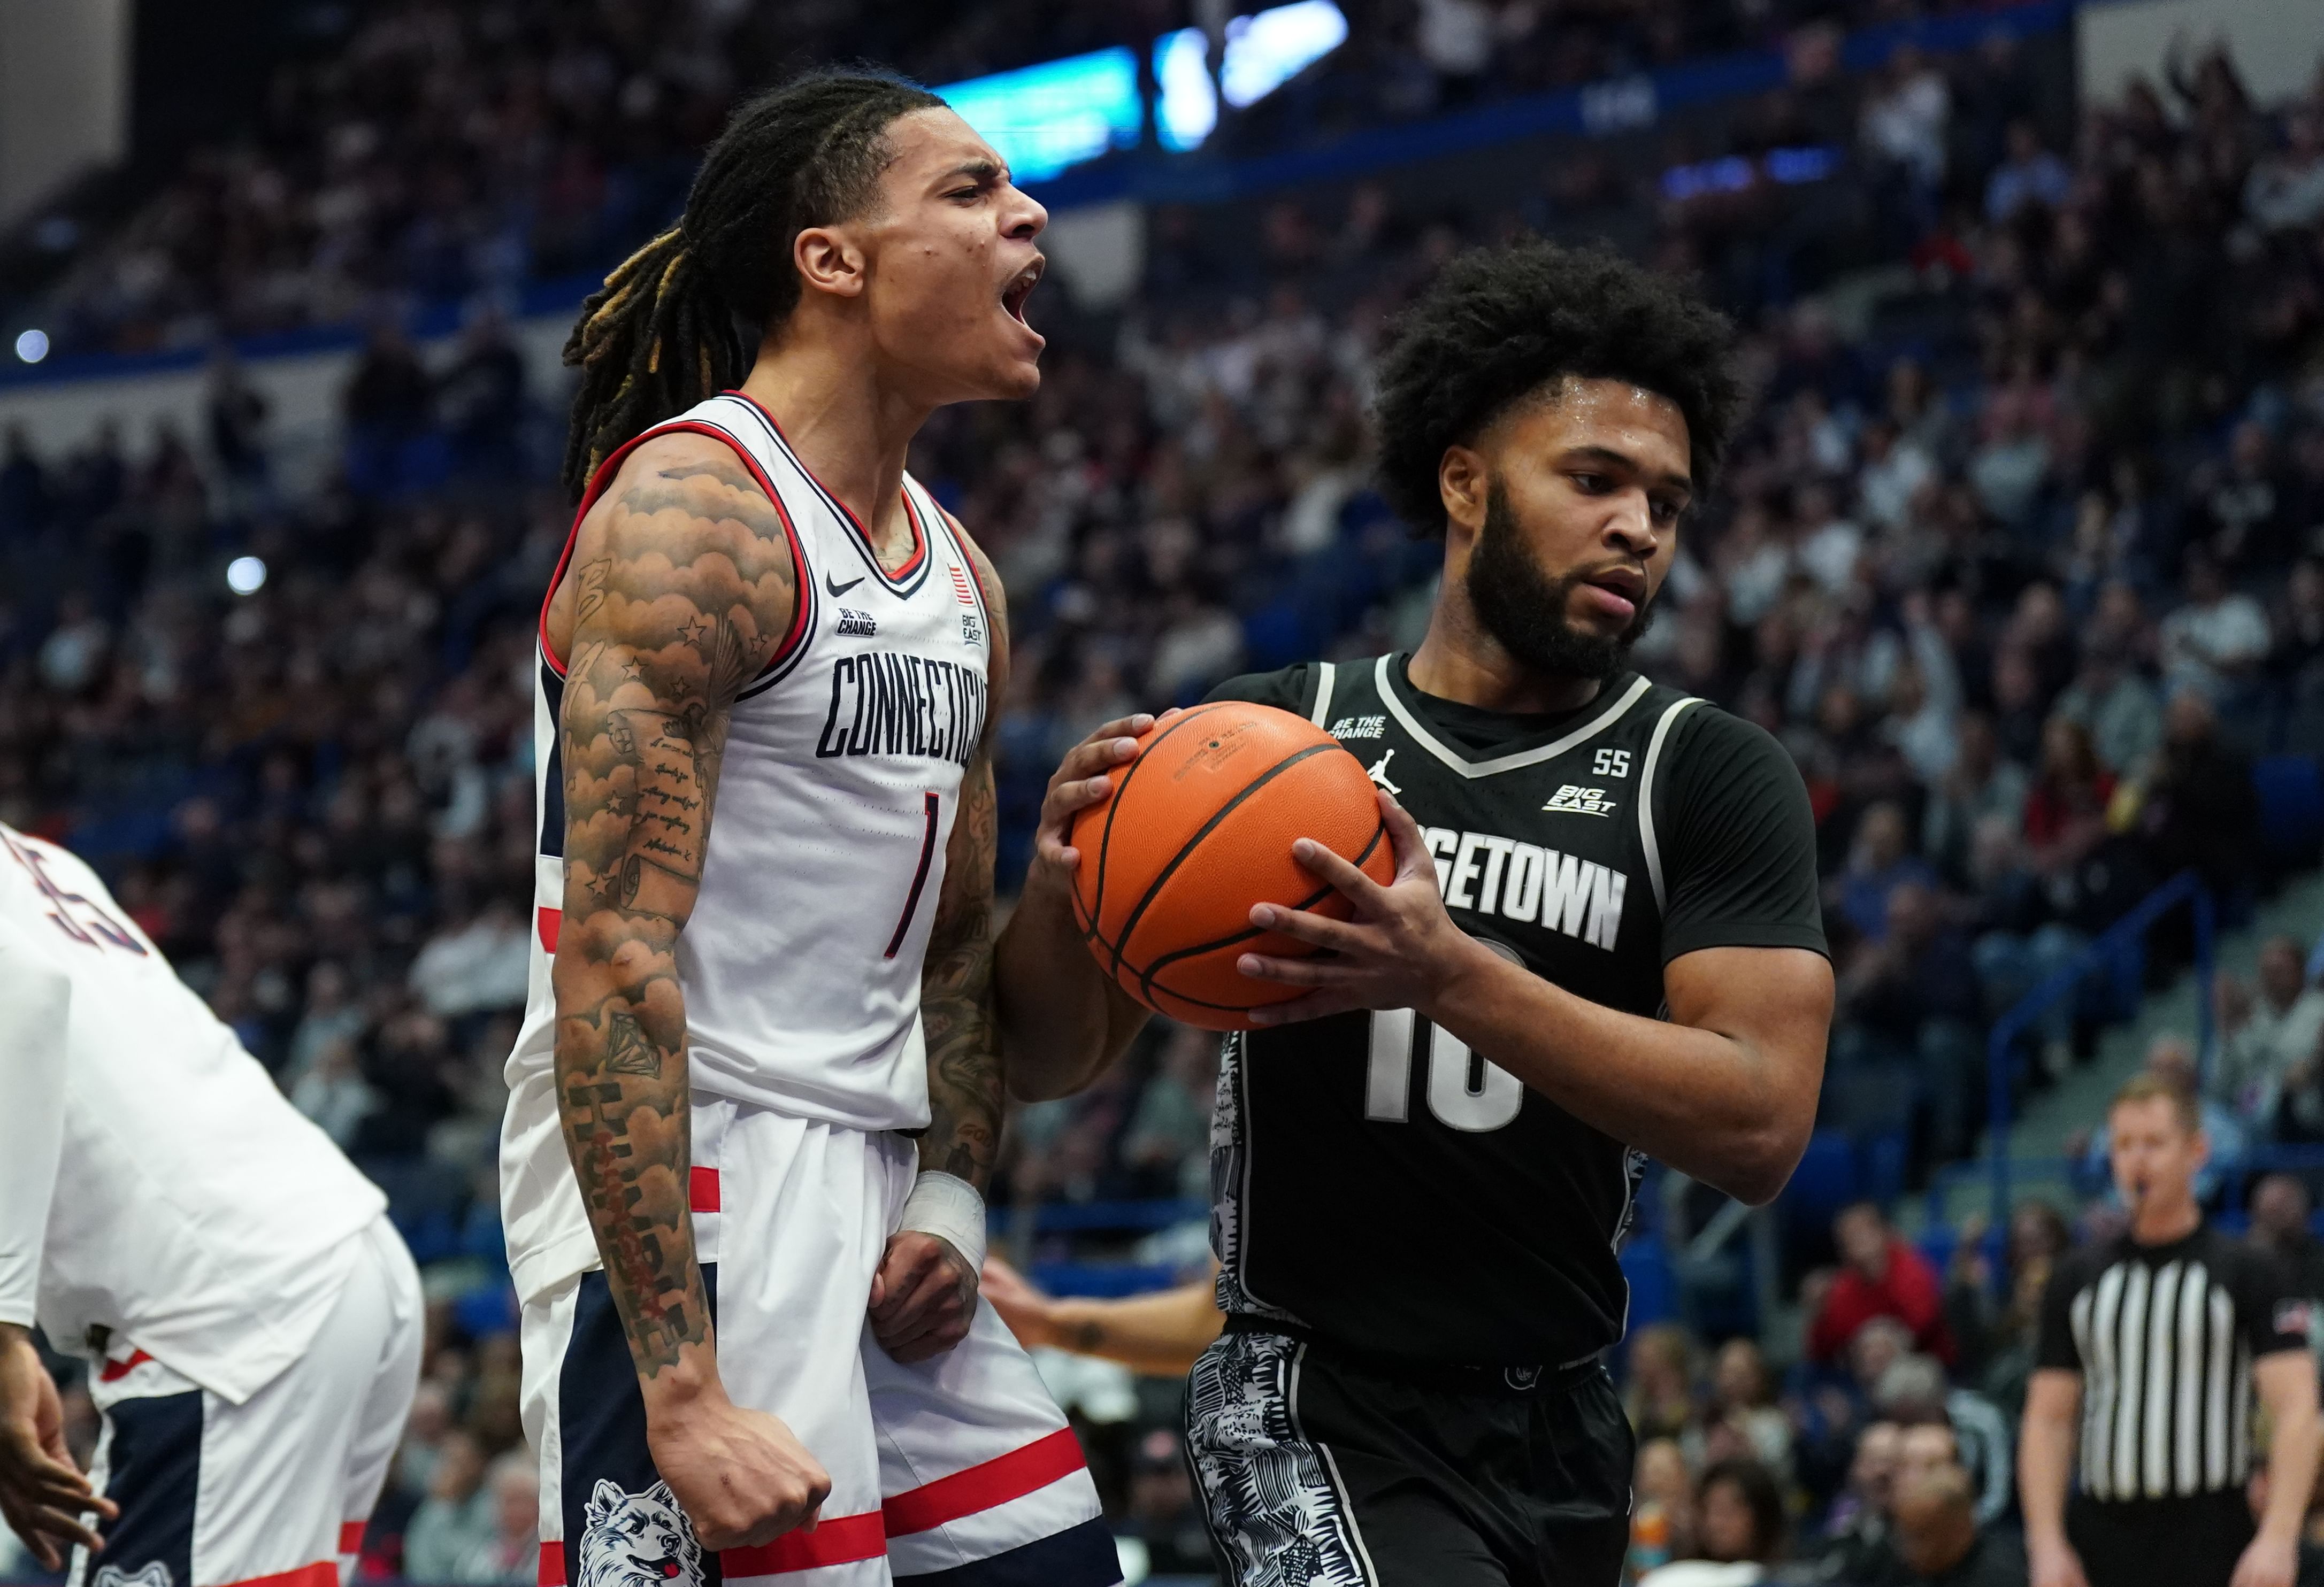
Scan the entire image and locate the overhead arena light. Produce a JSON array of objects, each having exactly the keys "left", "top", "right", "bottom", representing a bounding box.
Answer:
[
  {"left": 1156, "top": 0, "right": 1350, "bottom": 151},
  {"left": 935, "top": 0, "right": 1352, "bottom": 176},
  {"left": 14, "top": 328, "right": 49, "bottom": 364}
]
